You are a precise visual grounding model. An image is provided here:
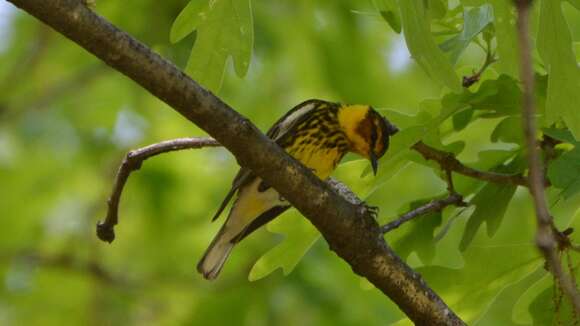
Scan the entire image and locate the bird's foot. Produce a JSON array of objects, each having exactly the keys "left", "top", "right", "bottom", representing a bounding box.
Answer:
[{"left": 361, "top": 202, "right": 379, "bottom": 219}]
